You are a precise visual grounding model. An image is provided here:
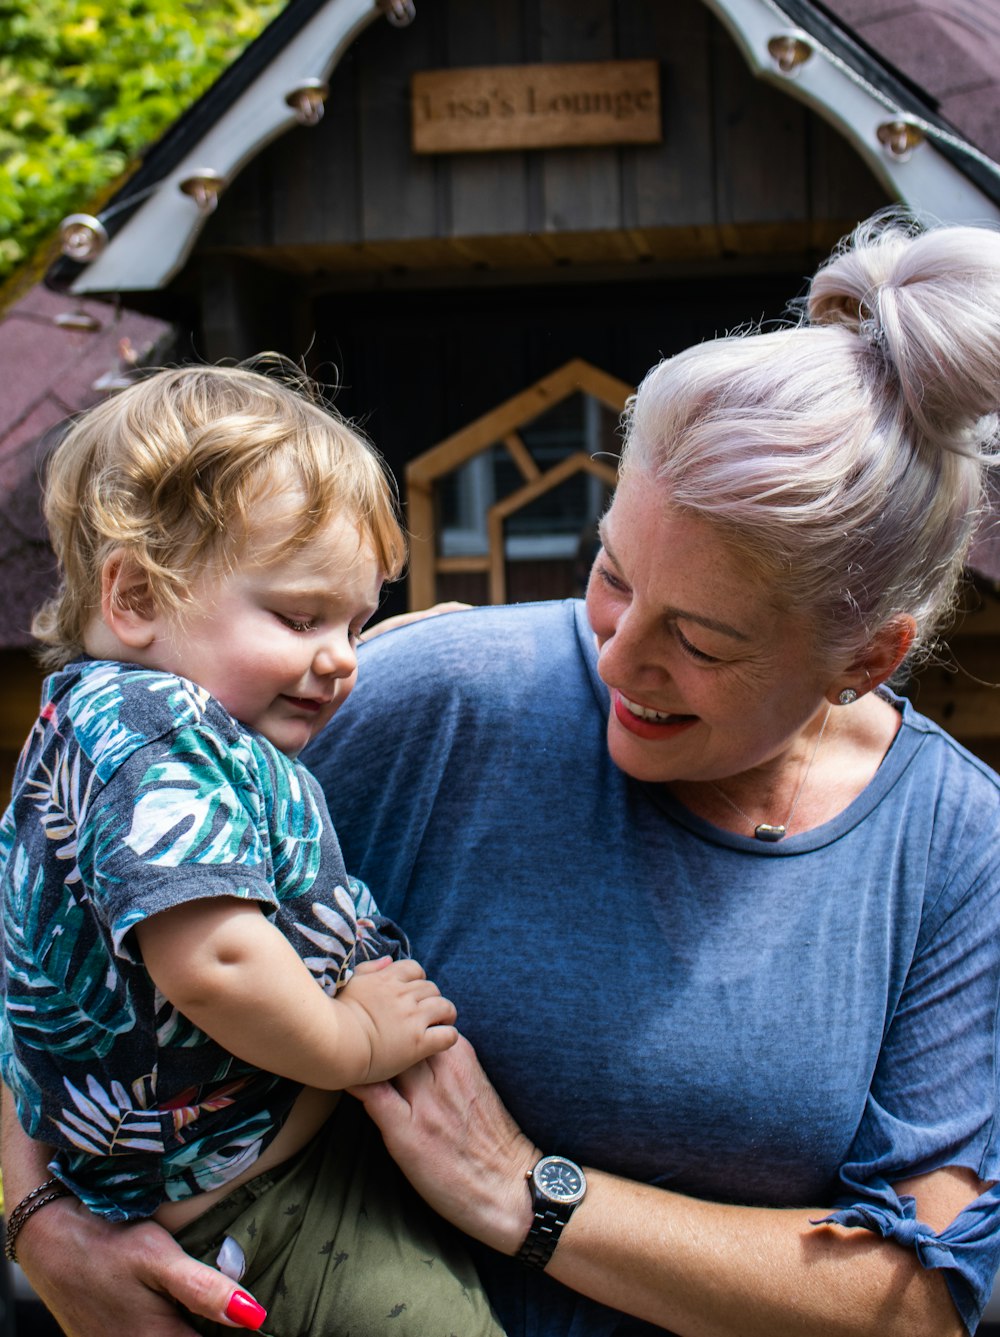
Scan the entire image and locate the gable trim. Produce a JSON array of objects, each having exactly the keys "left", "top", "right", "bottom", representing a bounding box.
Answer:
[{"left": 53, "top": 0, "right": 380, "bottom": 295}]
